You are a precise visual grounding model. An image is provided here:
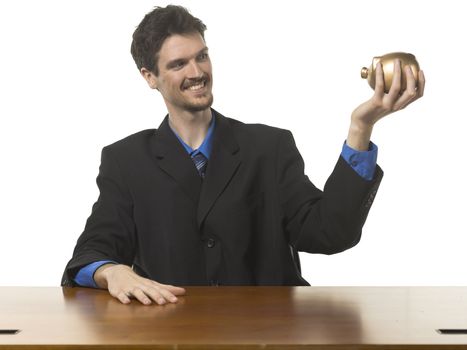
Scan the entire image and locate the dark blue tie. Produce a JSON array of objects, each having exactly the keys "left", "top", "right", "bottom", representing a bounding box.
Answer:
[{"left": 192, "top": 152, "right": 208, "bottom": 178}]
